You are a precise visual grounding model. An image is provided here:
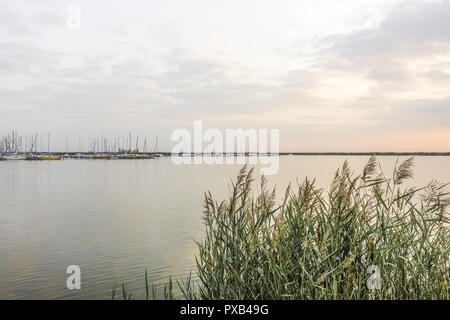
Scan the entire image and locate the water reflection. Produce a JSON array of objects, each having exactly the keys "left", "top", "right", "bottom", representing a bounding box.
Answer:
[{"left": 0, "top": 156, "right": 449, "bottom": 299}]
